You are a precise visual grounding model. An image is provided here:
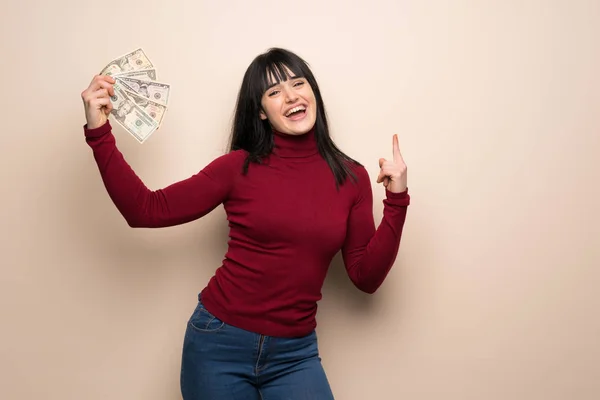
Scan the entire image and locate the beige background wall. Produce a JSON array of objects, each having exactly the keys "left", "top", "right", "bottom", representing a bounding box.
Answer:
[{"left": 2, "top": 0, "right": 599, "bottom": 399}]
